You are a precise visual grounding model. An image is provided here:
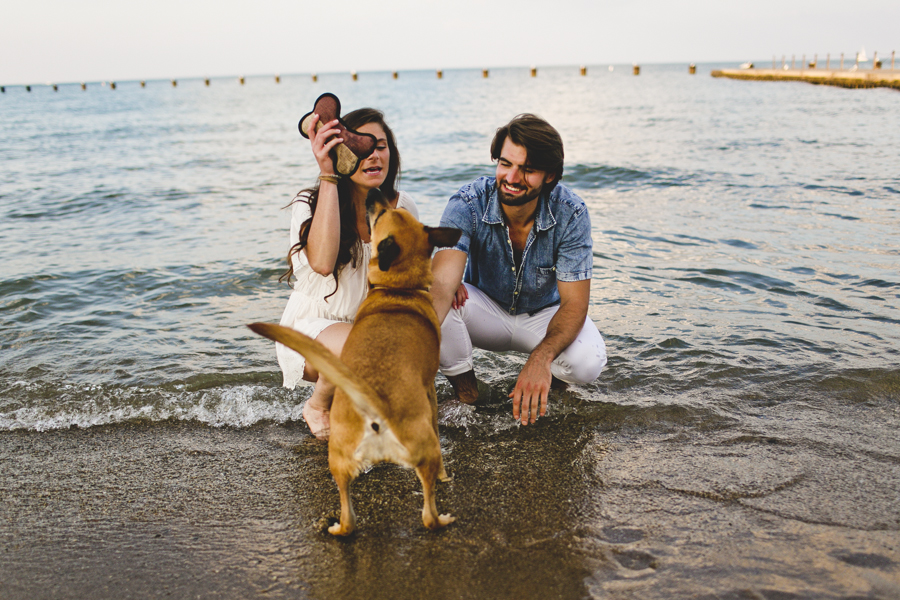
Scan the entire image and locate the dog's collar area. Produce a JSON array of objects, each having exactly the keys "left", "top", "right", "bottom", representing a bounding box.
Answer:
[{"left": 368, "top": 284, "right": 431, "bottom": 293}]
